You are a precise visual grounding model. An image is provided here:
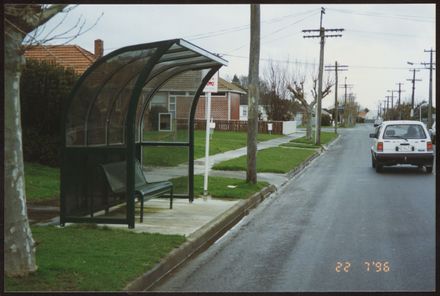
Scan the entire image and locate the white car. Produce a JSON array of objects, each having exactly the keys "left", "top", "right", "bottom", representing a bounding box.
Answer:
[{"left": 369, "top": 120, "right": 434, "bottom": 173}]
